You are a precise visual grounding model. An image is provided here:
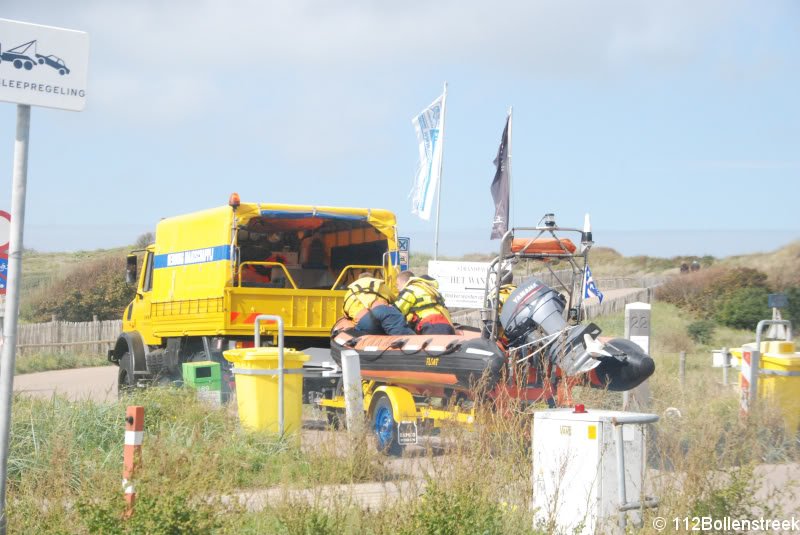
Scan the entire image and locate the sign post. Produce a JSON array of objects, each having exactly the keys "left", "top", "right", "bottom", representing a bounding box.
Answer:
[{"left": 0, "top": 19, "right": 88, "bottom": 533}]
